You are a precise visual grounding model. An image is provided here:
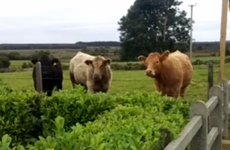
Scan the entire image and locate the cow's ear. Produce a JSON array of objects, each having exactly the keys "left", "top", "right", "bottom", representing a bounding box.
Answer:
[
  {"left": 160, "top": 50, "right": 170, "bottom": 62},
  {"left": 138, "top": 55, "right": 146, "bottom": 63},
  {"left": 31, "top": 58, "right": 38, "bottom": 64},
  {"left": 51, "top": 58, "right": 59, "bottom": 66},
  {"left": 85, "top": 60, "right": 93, "bottom": 65},
  {"left": 103, "top": 58, "right": 111, "bottom": 65}
]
